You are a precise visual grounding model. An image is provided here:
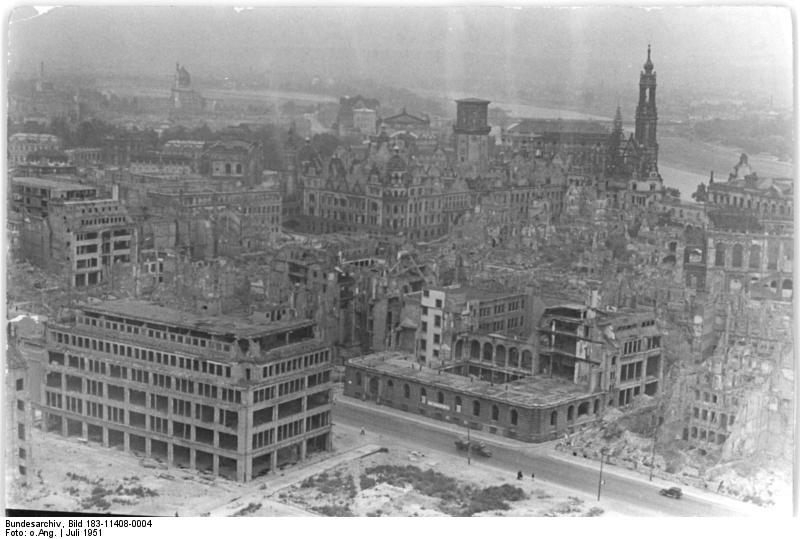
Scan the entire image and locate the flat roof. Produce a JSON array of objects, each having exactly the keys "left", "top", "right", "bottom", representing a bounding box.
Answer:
[
  {"left": 12, "top": 176, "right": 94, "bottom": 191},
  {"left": 433, "top": 285, "right": 520, "bottom": 302},
  {"left": 81, "top": 299, "right": 313, "bottom": 338},
  {"left": 349, "top": 352, "right": 601, "bottom": 408}
]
